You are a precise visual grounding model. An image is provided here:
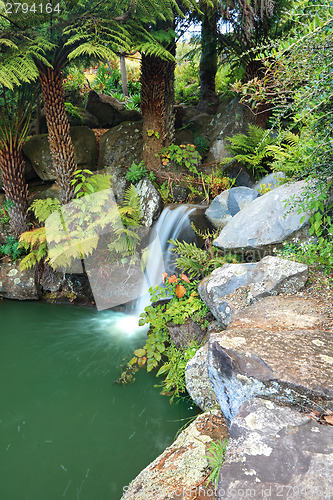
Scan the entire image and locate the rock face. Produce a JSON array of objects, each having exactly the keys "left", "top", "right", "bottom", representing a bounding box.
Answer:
[
  {"left": 213, "top": 180, "right": 311, "bottom": 255},
  {"left": 208, "top": 327, "right": 333, "bottom": 421},
  {"left": 97, "top": 122, "right": 142, "bottom": 170},
  {"left": 206, "top": 187, "right": 259, "bottom": 228},
  {"left": 23, "top": 126, "right": 97, "bottom": 181},
  {"left": 86, "top": 91, "right": 141, "bottom": 128},
  {"left": 205, "top": 98, "right": 251, "bottom": 164},
  {"left": 121, "top": 410, "right": 229, "bottom": 500},
  {"left": 218, "top": 398, "right": 333, "bottom": 500},
  {"left": 136, "top": 178, "right": 162, "bottom": 227},
  {"left": 198, "top": 256, "right": 308, "bottom": 327},
  {"left": 167, "top": 319, "right": 207, "bottom": 351},
  {"left": 0, "top": 262, "right": 40, "bottom": 300},
  {"left": 185, "top": 344, "right": 218, "bottom": 410},
  {"left": 253, "top": 171, "right": 285, "bottom": 192}
]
